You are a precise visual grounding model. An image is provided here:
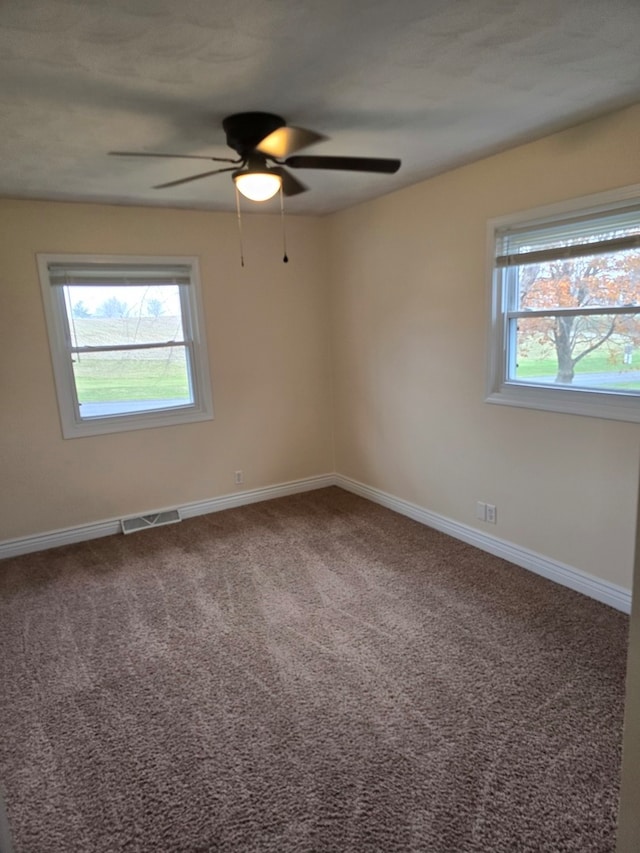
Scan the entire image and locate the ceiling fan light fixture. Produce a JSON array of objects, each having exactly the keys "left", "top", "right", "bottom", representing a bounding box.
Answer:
[{"left": 233, "top": 169, "right": 281, "bottom": 202}]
